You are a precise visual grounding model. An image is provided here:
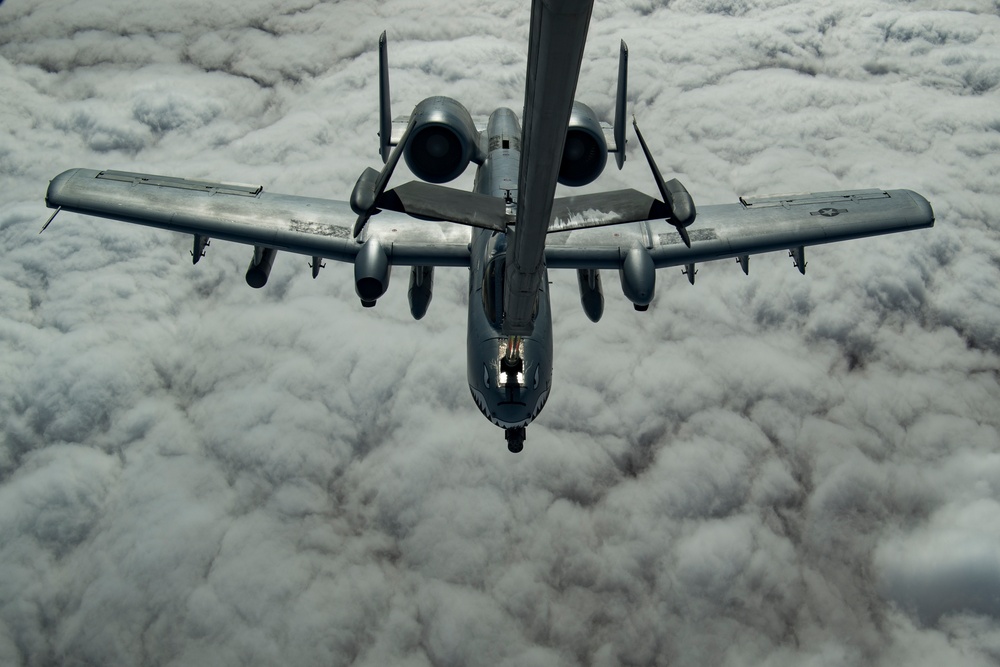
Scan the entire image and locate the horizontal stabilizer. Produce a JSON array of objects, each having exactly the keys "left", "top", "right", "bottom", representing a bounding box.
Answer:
[
  {"left": 548, "top": 188, "right": 669, "bottom": 233},
  {"left": 378, "top": 184, "right": 670, "bottom": 235},
  {"left": 378, "top": 181, "right": 508, "bottom": 232}
]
